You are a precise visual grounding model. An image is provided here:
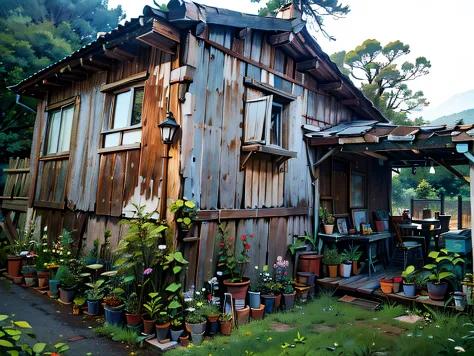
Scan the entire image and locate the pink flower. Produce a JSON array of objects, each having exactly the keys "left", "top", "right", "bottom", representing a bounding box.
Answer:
[
  {"left": 229, "top": 237, "right": 233, "bottom": 242},
  {"left": 242, "top": 235, "right": 246, "bottom": 240},
  {"left": 144, "top": 268, "right": 153, "bottom": 275}
]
